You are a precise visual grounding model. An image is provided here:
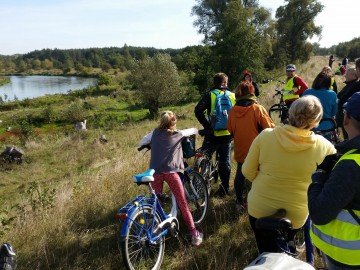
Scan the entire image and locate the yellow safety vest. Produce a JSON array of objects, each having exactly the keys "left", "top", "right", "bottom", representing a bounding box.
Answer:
[
  {"left": 210, "top": 89, "right": 236, "bottom": 137},
  {"left": 283, "top": 76, "right": 300, "bottom": 102},
  {"left": 310, "top": 149, "right": 360, "bottom": 266},
  {"left": 330, "top": 77, "right": 335, "bottom": 90}
]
